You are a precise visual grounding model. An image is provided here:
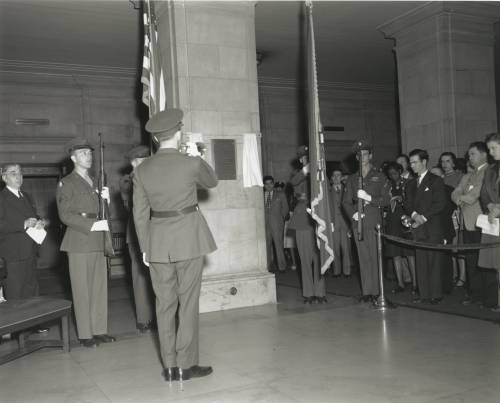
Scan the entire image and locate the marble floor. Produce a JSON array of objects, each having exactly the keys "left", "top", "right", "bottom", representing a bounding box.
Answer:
[{"left": 1, "top": 286, "right": 500, "bottom": 403}]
